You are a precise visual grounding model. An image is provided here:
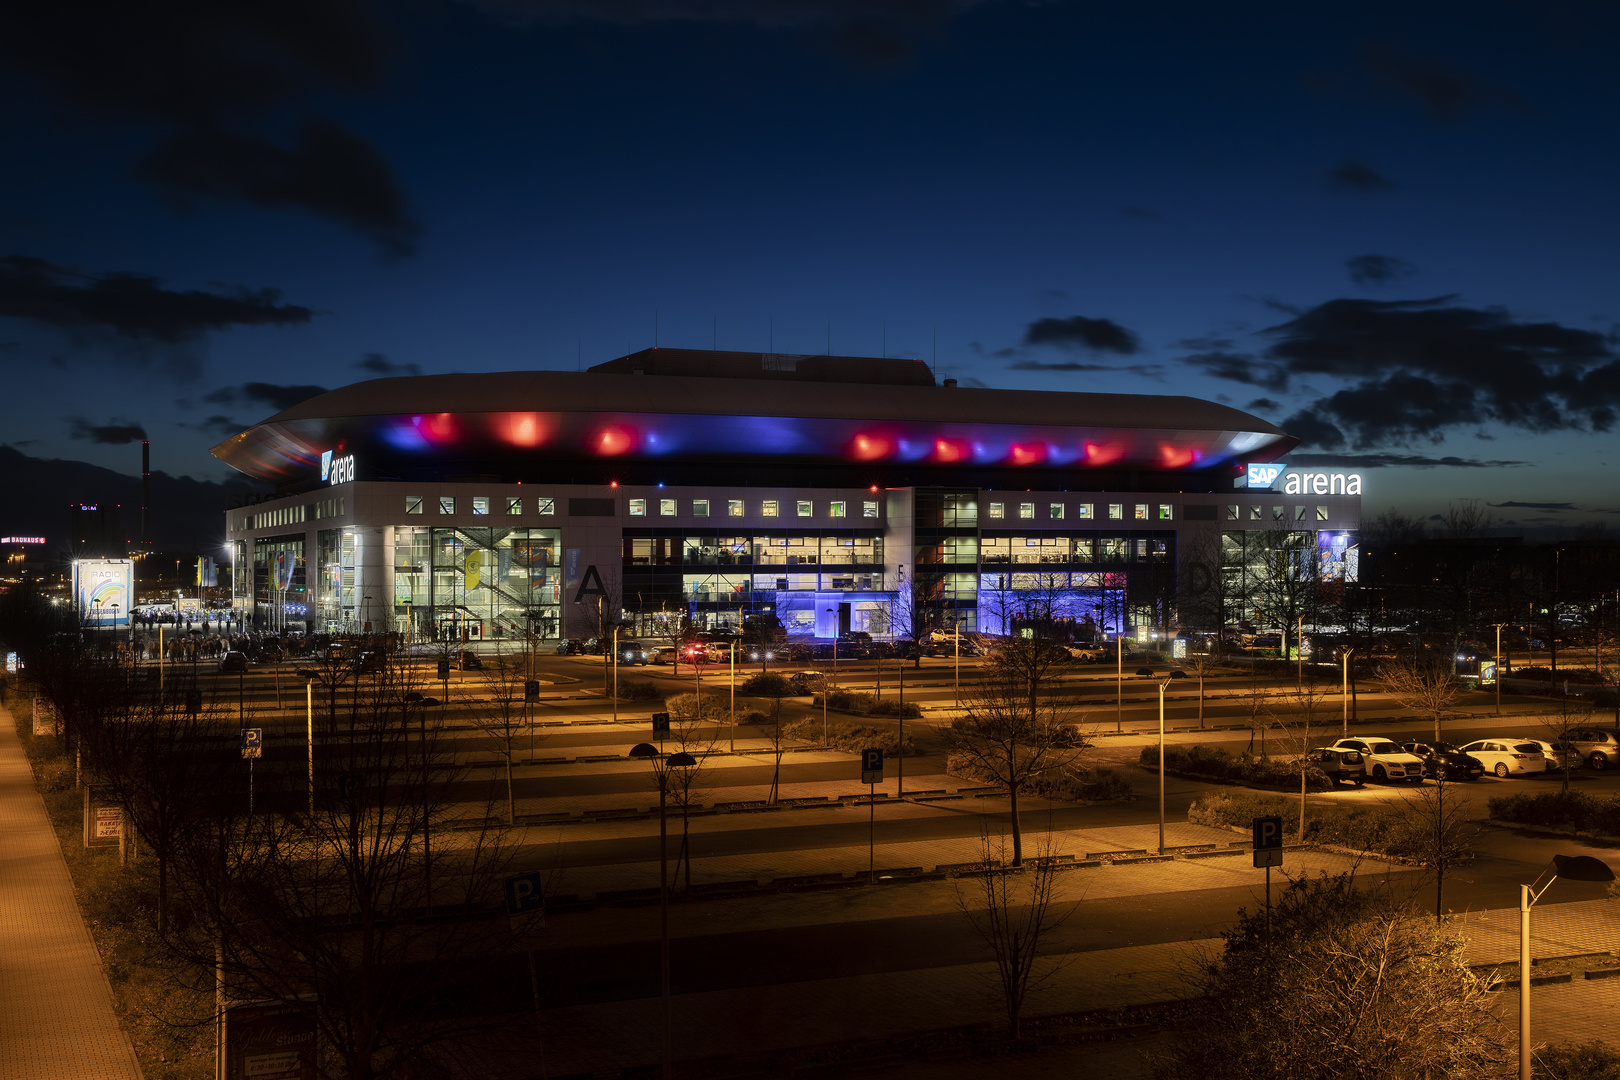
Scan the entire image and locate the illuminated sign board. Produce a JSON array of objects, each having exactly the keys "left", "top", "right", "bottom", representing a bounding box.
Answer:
[
  {"left": 1245, "top": 463, "right": 1362, "bottom": 495},
  {"left": 321, "top": 451, "right": 355, "bottom": 486},
  {"left": 1246, "top": 463, "right": 1286, "bottom": 489},
  {"left": 1, "top": 536, "right": 46, "bottom": 544},
  {"left": 72, "top": 559, "right": 134, "bottom": 629}
]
